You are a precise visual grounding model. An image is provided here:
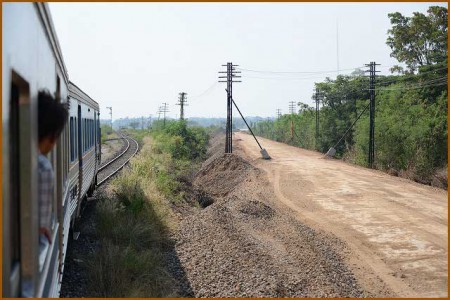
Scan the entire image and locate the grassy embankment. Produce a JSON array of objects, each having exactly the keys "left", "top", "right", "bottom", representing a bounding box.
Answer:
[
  {"left": 87, "top": 120, "right": 210, "bottom": 297},
  {"left": 100, "top": 124, "right": 116, "bottom": 144}
]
